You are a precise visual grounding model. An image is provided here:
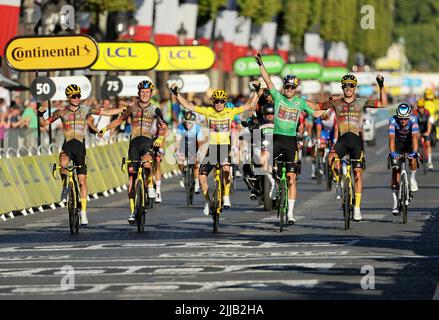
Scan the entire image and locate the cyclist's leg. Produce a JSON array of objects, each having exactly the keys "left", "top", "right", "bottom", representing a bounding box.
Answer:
[
  {"left": 155, "top": 154, "right": 162, "bottom": 200},
  {"left": 59, "top": 140, "right": 72, "bottom": 187}
]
